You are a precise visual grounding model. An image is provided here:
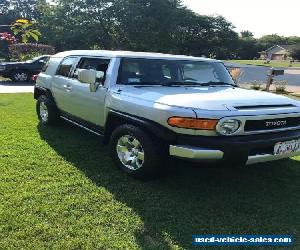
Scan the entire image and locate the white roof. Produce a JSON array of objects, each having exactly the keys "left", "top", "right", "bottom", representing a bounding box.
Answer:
[{"left": 53, "top": 50, "right": 218, "bottom": 62}]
